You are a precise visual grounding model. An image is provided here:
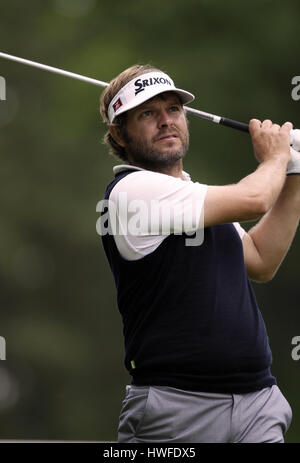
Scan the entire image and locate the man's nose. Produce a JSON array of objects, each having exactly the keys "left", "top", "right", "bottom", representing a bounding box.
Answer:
[{"left": 157, "top": 109, "right": 172, "bottom": 128}]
